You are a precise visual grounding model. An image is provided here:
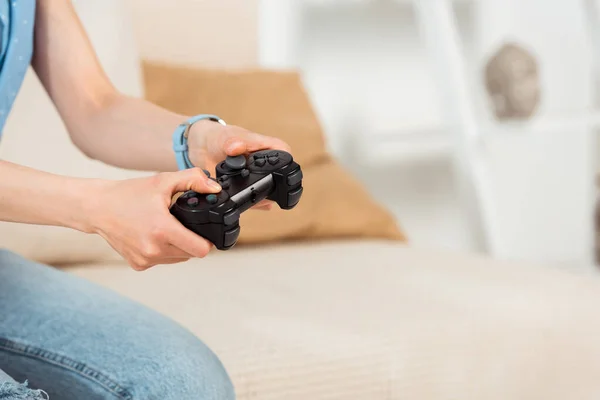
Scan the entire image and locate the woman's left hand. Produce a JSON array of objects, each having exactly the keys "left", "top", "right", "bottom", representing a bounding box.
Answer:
[{"left": 187, "top": 119, "right": 292, "bottom": 211}]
